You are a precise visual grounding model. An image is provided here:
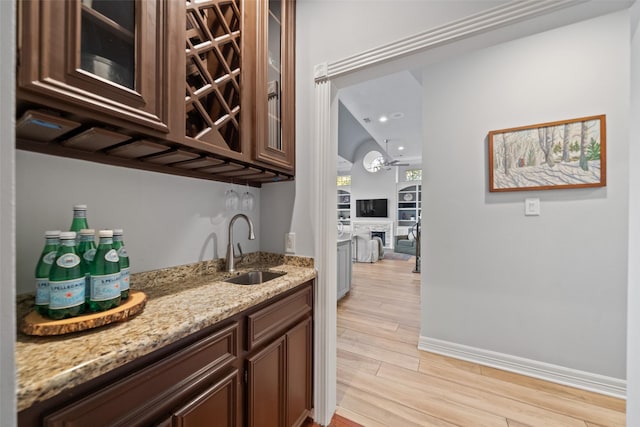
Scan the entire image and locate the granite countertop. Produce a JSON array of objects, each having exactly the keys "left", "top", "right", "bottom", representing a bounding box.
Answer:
[{"left": 15, "top": 252, "right": 316, "bottom": 412}]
